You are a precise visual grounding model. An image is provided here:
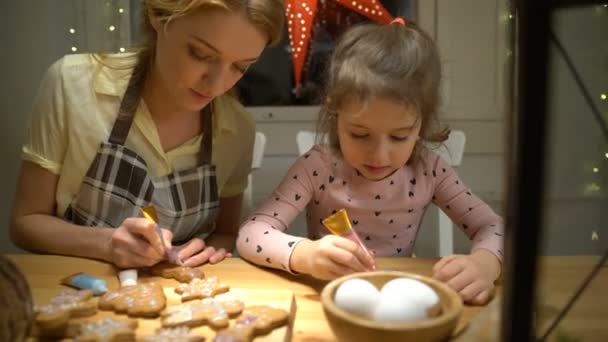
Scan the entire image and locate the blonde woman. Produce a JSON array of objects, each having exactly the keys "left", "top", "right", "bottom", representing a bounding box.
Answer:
[{"left": 11, "top": 0, "right": 284, "bottom": 268}]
